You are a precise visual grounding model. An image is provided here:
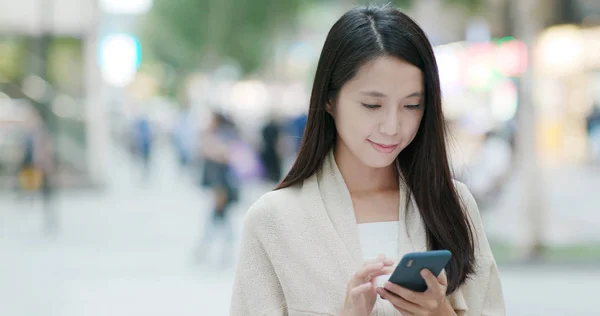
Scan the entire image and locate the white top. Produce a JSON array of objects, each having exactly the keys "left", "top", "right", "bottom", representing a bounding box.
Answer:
[{"left": 357, "top": 221, "right": 399, "bottom": 287}]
